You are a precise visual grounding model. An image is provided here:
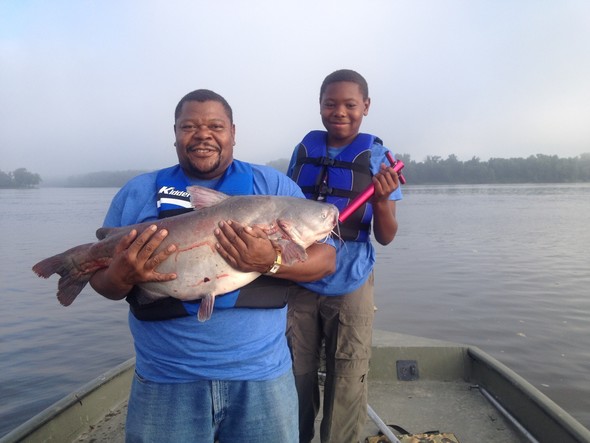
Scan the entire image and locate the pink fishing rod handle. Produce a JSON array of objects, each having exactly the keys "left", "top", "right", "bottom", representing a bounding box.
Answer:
[{"left": 338, "top": 155, "right": 406, "bottom": 223}]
